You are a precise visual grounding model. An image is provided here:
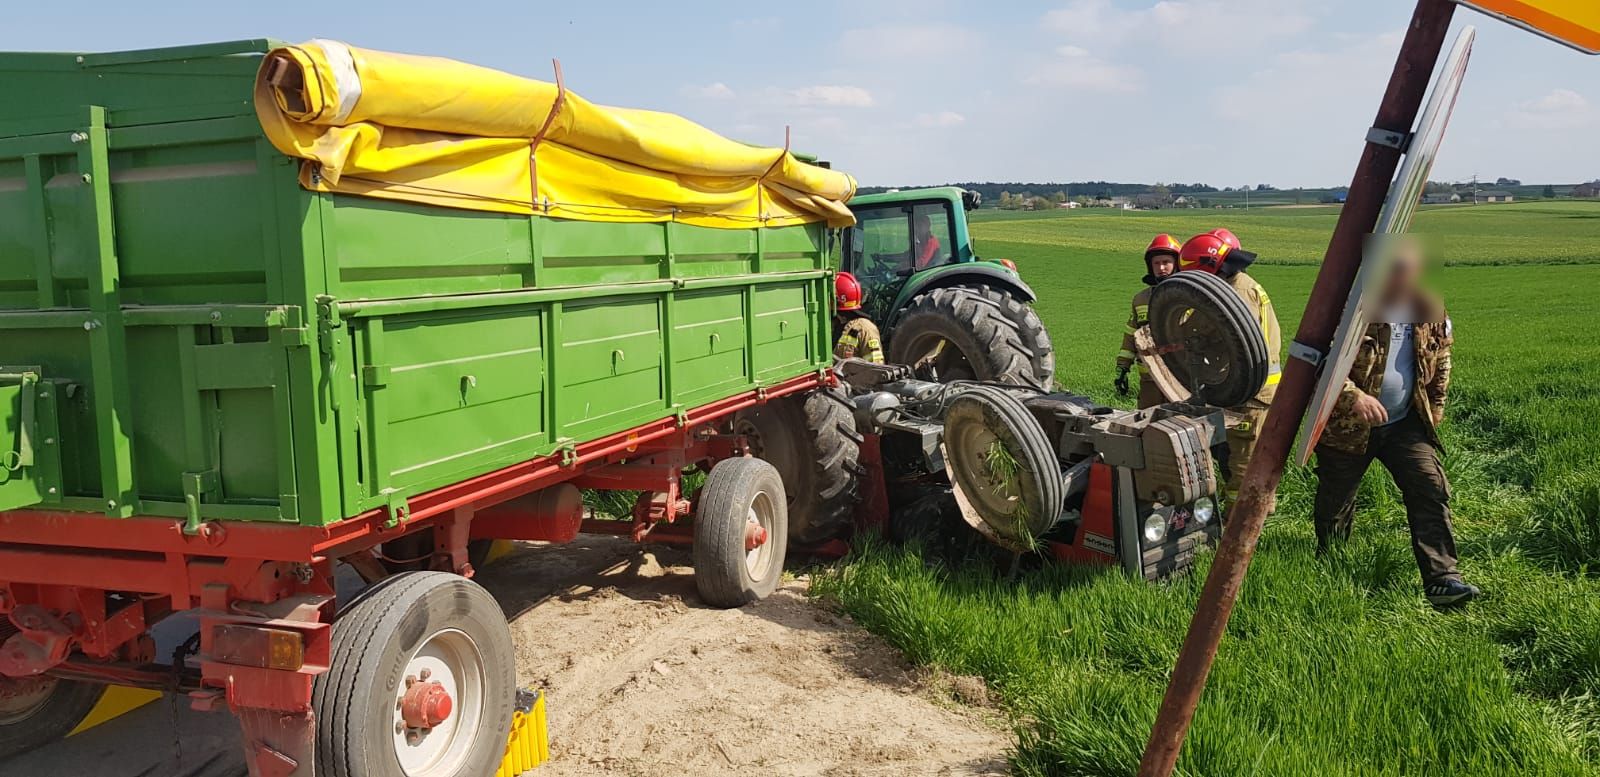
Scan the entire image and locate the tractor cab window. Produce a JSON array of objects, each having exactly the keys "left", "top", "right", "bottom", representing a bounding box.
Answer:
[{"left": 848, "top": 203, "right": 955, "bottom": 281}]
